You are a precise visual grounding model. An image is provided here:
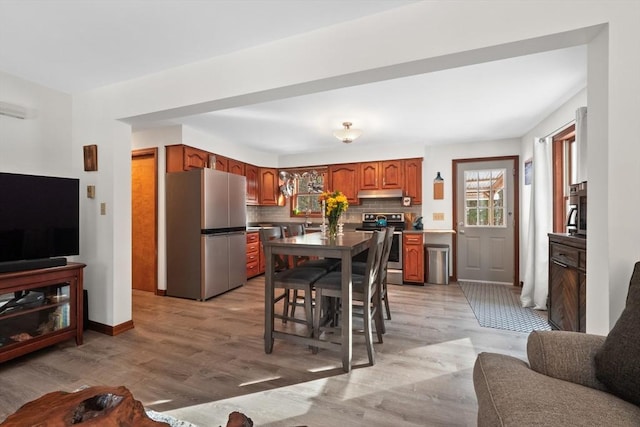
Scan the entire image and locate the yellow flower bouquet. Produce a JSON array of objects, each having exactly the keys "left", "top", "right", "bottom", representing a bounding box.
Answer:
[{"left": 319, "top": 190, "right": 348, "bottom": 237}]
